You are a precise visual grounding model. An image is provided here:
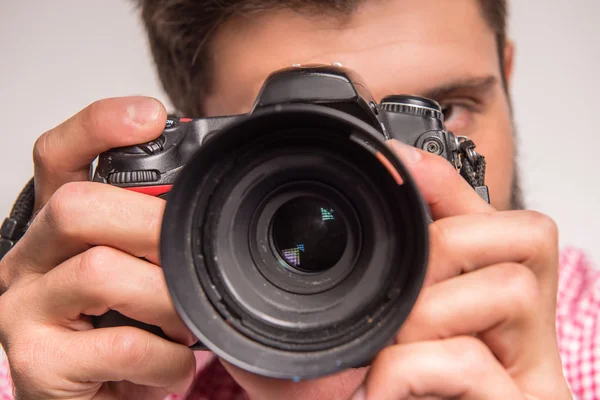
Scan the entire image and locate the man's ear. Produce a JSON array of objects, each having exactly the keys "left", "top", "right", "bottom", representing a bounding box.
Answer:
[{"left": 503, "top": 40, "right": 515, "bottom": 89}]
